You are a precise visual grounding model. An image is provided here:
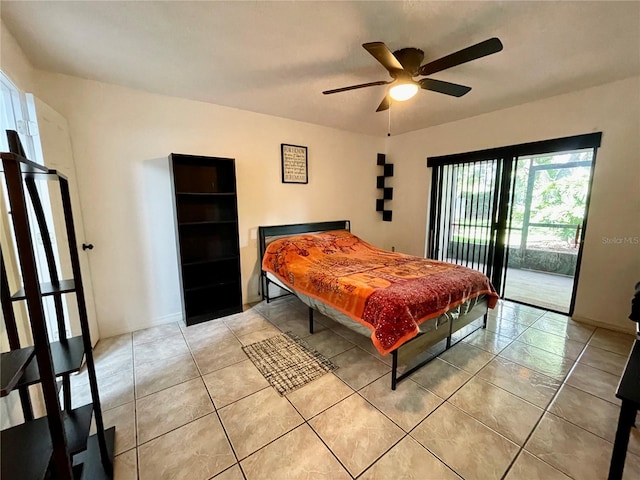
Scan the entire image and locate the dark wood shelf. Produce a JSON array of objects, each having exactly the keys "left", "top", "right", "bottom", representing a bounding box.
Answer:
[
  {"left": 176, "top": 192, "right": 236, "bottom": 196},
  {"left": 65, "top": 404, "right": 95, "bottom": 455},
  {"left": 73, "top": 426, "right": 115, "bottom": 480},
  {"left": 0, "top": 404, "right": 94, "bottom": 480},
  {"left": 0, "top": 414, "right": 52, "bottom": 480},
  {"left": 184, "top": 279, "right": 239, "bottom": 292},
  {"left": 181, "top": 255, "right": 239, "bottom": 267},
  {"left": 11, "top": 279, "right": 76, "bottom": 301},
  {"left": 178, "top": 220, "right": 238, "bottom": 226},
  {"left": 1, "top": 347, "right": 35, "bottom": 397},
  {"left": 15, "top": 336, "right": 85, "bottom": 389}
]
